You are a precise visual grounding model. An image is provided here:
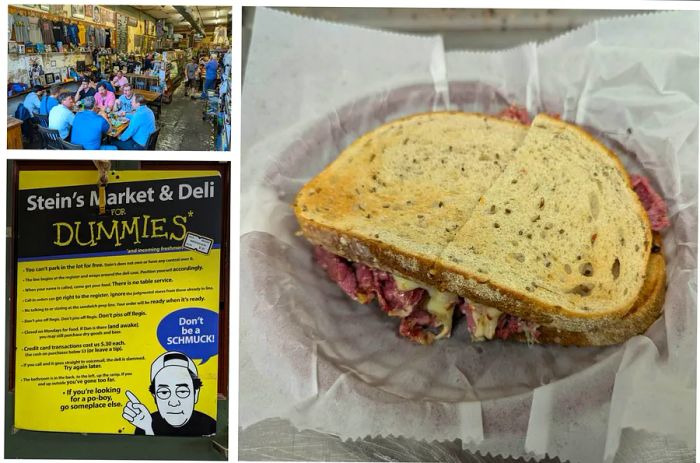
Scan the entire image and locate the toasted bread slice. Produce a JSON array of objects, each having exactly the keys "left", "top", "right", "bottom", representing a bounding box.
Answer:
[
  {"left": 294, "top": 112, "right": 528, "bottom": 284},
  {"left": 435, "top": 114, "right": 653, "bottom": 332}
]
